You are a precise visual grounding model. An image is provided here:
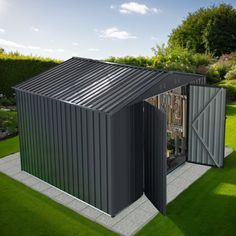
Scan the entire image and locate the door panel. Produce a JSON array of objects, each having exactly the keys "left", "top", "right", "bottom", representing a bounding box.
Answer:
[
  {"left": 144, "top": 101, "right": 167, "bottom": 214},
  {"left": 188, "top": 85, "right": 226, "bottom": 167}
]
